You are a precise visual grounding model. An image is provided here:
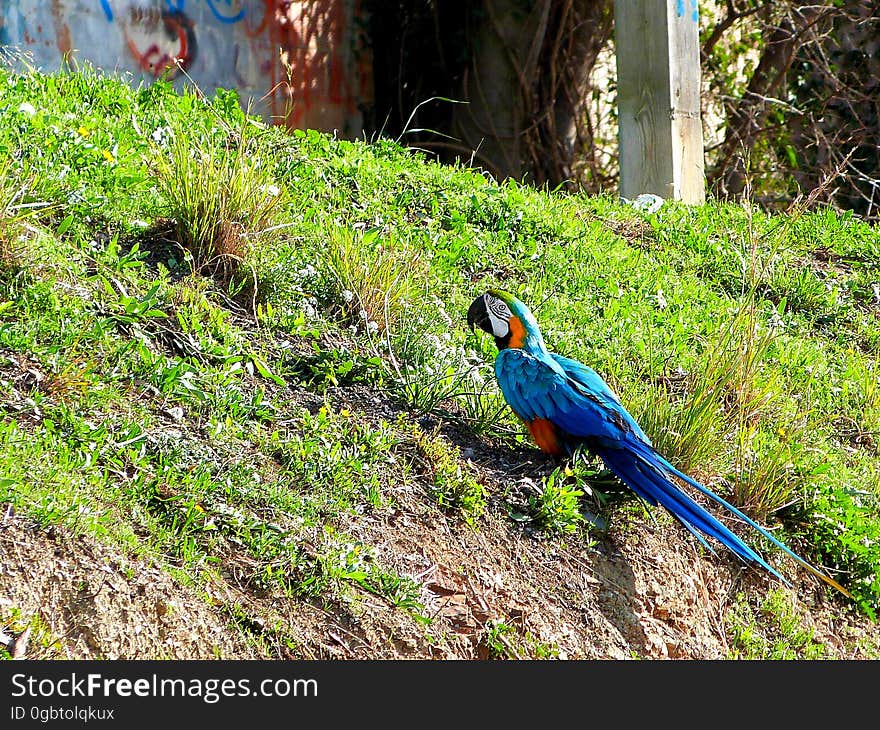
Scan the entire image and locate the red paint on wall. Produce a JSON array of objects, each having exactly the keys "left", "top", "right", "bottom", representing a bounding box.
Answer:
[
  {"left": 13, "top": 0, "right": 372, "bottom": 139},
  {"left": 246, "top": 1, "right": 367, "bottom": 133},
  {"left": 49, "top": 0, "right": 72, "bottom": 55}
]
